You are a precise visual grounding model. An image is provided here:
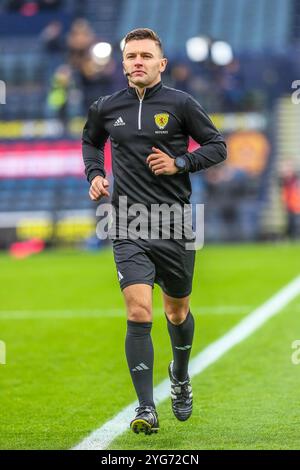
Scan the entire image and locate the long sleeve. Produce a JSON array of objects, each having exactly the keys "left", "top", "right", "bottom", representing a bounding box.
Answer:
[
  {"left": 181, "top": 95, "right": 227, "bottom": 172},
  {"left": 82, "top": 97, "right": 109, "bottom": 183}
]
